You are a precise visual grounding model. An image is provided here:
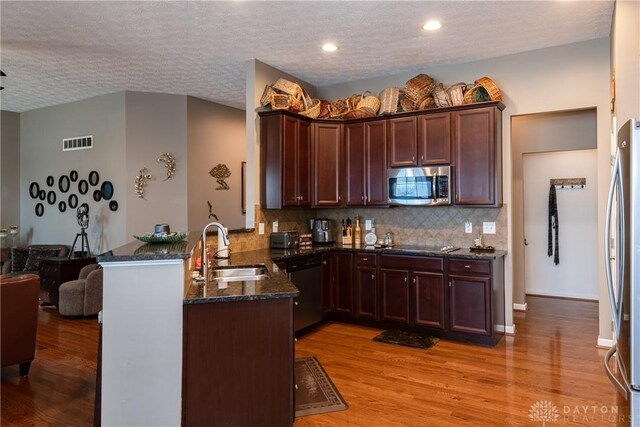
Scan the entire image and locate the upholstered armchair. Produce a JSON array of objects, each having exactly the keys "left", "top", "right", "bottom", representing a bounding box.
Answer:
[
  {"left": 1, "top": 273, "right": 40, "bottom": 376},
  {"left": 58, "top": 264, "right": 103, "bottom": 317}
]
